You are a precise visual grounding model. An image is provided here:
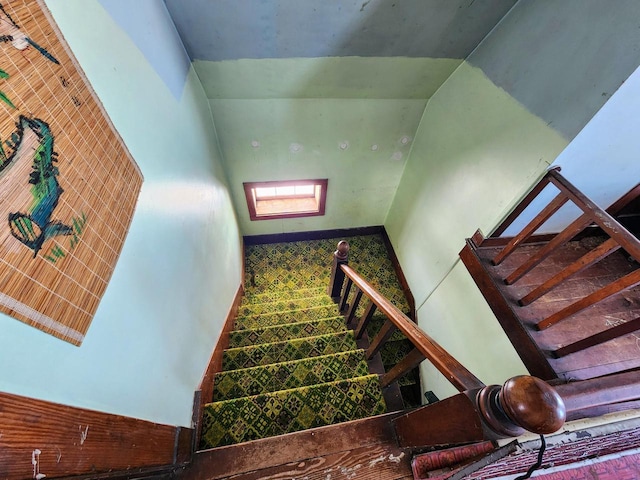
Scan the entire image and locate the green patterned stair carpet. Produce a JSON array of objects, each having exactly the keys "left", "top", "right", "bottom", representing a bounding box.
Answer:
[
  {"left": 222, "top": 331, "right": 358, "bottom": 370},
  {"left": 200, "top": 233, "right": 418, "bottom": 449},
  {"left": 228, "top": 317, "right": 346, "bottom": 347},
  {"left": 213, "top": 350, "right": 371, "bottom": 401},
  {"left": 201, "top": 375, "right": 386, "bottom": 448}
]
